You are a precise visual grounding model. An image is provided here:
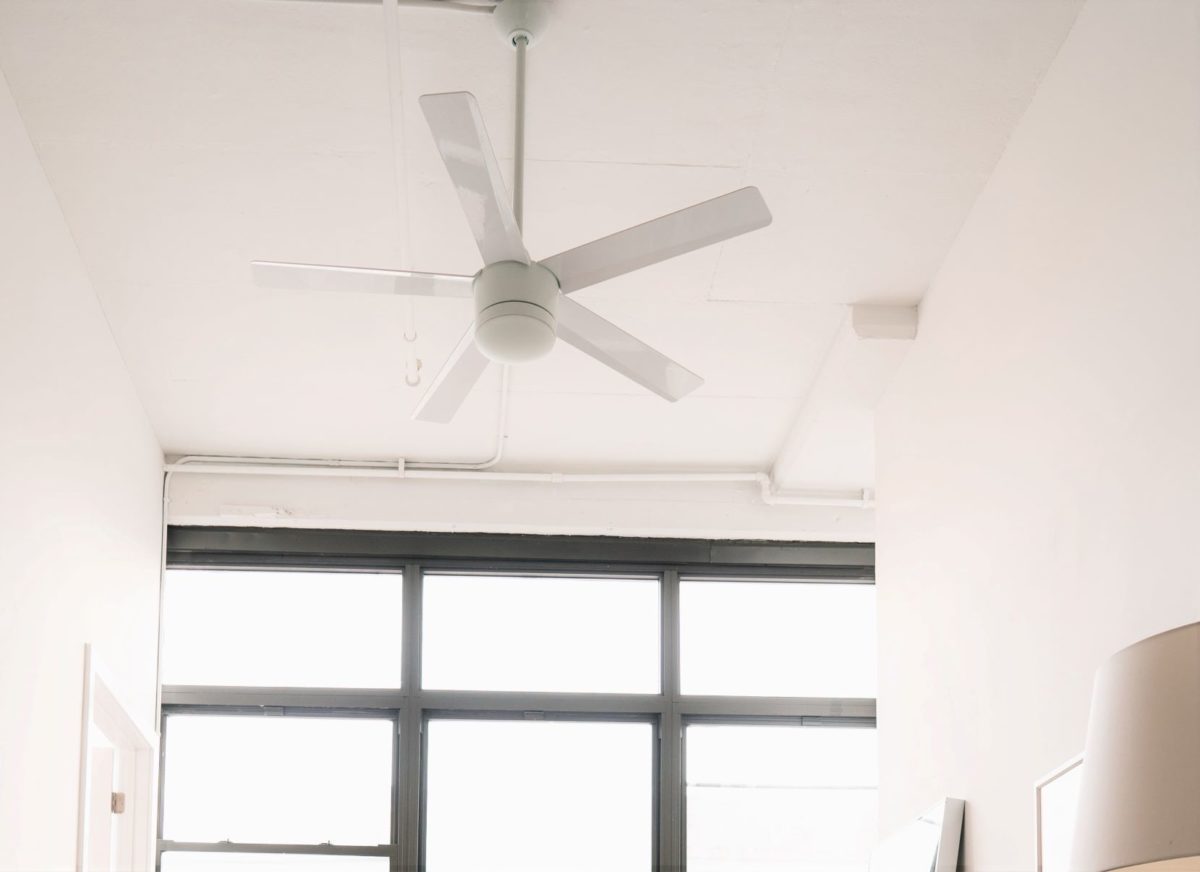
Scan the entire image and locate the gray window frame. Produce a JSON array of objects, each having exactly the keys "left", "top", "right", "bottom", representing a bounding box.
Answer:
[{"left": 158, "top": 527, "right": 876, "bottom": 872}]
